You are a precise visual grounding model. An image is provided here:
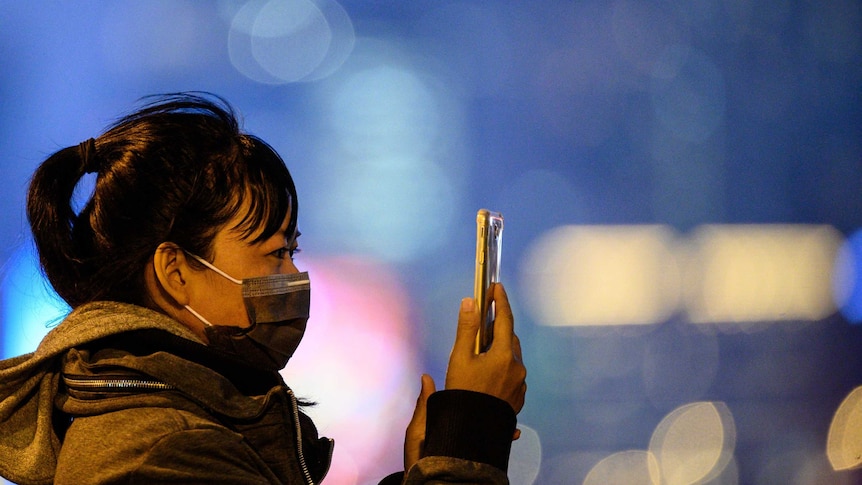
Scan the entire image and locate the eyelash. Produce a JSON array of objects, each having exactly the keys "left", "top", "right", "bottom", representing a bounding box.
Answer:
[{"left": 273, "top": 247, "right": 300, "bottom": 260}]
